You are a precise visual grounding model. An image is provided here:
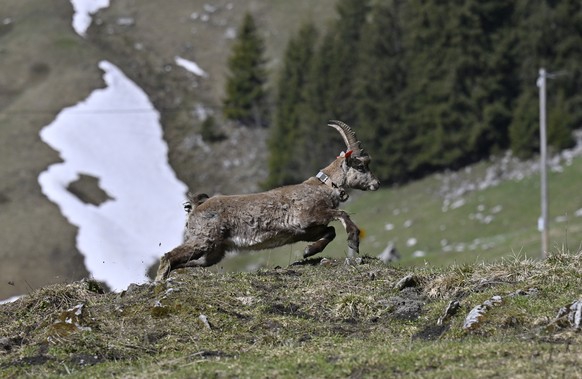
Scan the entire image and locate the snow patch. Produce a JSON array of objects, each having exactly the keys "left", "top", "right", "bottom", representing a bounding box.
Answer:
[
  {"left": 38, "top": 61, "right": 187, "bottom": 292},
  {"left": 406, "top": 238, "right": 417, "bottom": 247},
  {"left": 70, "top": 0, "right": 110, "bottom": 37},
  {"left": 224, "top": 27, "right": 237, "bottom": 39},
  {"left": 116, "top": 17, "right": 135, "bottom": 26},
  {"left": 175, "top": 56, "right": 208, "bottom": 77}
]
